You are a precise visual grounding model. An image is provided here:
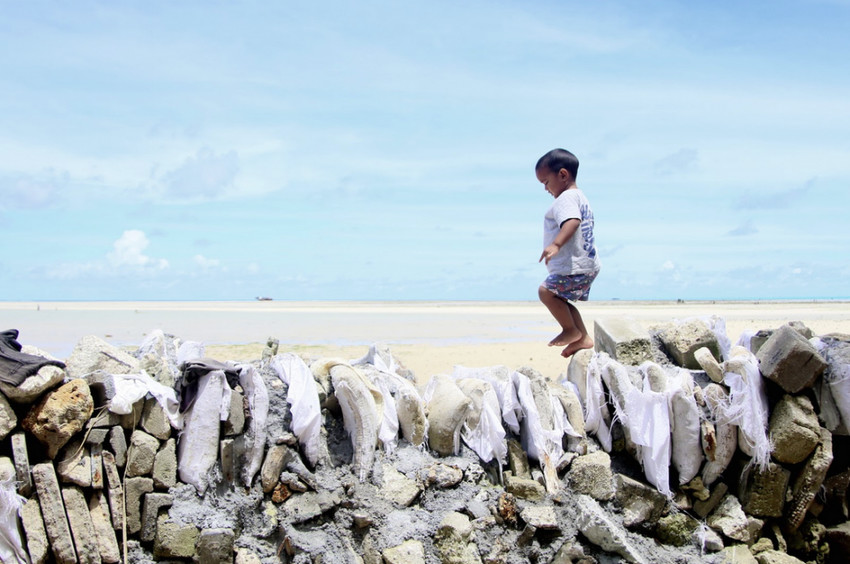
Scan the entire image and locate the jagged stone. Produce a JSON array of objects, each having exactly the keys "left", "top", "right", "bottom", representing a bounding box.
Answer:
[
  {"left": 10, "top": 432, "right": 33, "bottom": 495},
  {"left": 381, "top": 465, "right": 422, "bottom": 506},
  {"left": 56, "top": 439, "right": 92, "bottom": 487},
  {"left": 260, "top": 444, "right": 288, "bottom": 493},
  {"left": 108, "top": 426, "right": 127, "bottom": 467},
  {"left": 235, "top": 547, "right": 264, "bottom": 564},
  {"left": 504, "top": 473, "right": 545, "bottom": 501},
  {"left": 658, "top": 319, "right": 721, "bottom": 369},
  {"left": 90, "top": 443, "right": 104, "bottom": 489},
  {"left": 593, "top": 318, "right": 652, "bottom": 365},
  {"left": 566, "top": 348, "right": 594, "bottom": 404},
  {"left": 697, "top": 526, "right": 725, "bottom": 553},
  {"left": 281, "top": 490, "right": 343, "bottom": 524},
  {"left": 101, "top": 451, "right": 124, "bottom": 530},
  {"left": 62, "top": 486, "right": 101, "bottom": 564},
  {"left": 0, "top": 363, "right": 65, "bottom": 404},
  {"left": 32, "top": 462, "right": 77, "bottom": 563},
  {"left": 153, "top": 437, "right": 177, "bottom": 489},
  {"left": 575, "top": 493, "right": 647, "bottom": 563},
  {"left": 22, "top": 378, "right": 94, "bottom": 458},
  {"left": 695, "top": 346, "right": 724, "bottom": 383},
  {"left": 383, "top": 539, "right": 426, "bottom": 563},
  {"left": 824, "top": 521, "right": 850, "bottom": 563},
  {"left": 786, "top": 427, "right": 833, "bottom": 531},
  {"left": 614, "top": 473, "right": 667, "bottom": 527},
  {"left": 153, "top": 513, "right": 200, "bottom": 559},
  {"left": 694, "top": 482, "right": 729, "bottom": 519},
  {"left": 719, "top": 545, "right": 758, "bottom": 563},
  {"left": 224, "top": 389, "right": 246, "bottom": 436},
  {"left": 20, "top": 495, "right": 50, "bottom": 564},
  {"left": 569, "top": 450, "right": 614, "bottom": 501},
  {"left": 0, "top": 393, "right": 15, "bottom": 441},
  {"left": 423, "top": 462, "right": 463, "bottom": 489},
  {"left": 520, "top": 505, "right": 559, "bottom": 530},
  {"left": 83, "top": 370, "right": 117, "bottom": 408},
  {"left": 769, "top": 395, "right": 821, "bottom": 464},
  {"left": 754, "top": 550, "right": 806, "bottom": 564},
  {"left": 756, "top": 325, "right": 827, "bottom": 393},
  {"left": 141, "top": 397, "right": 172, "bottom": 440},
  {"left": 126, "top": 429, "right": 159, "bottom": 477},
  {"left": 65, "top": 334, "right": 140, "bottom": 379},
  {"left": 196, "top": 528, "right": 236, "bottom": 564},
  {"left": 507, "top": 438, "right": 531, "bottom": 479},
  {"left": 89, "top": 490, "right": 120, "bottom": 564},
  {"left": 434, "top": 511, "right": 483, "bottom": 564},
  {"left": 739, "top": 462, "right": 790, "bottom": 518},
  {"left": 708, "top": 494, "right": 763, "bottom": 544},
  {"left": 656, "top": 512, "right": 700, "bottom": 547}
]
